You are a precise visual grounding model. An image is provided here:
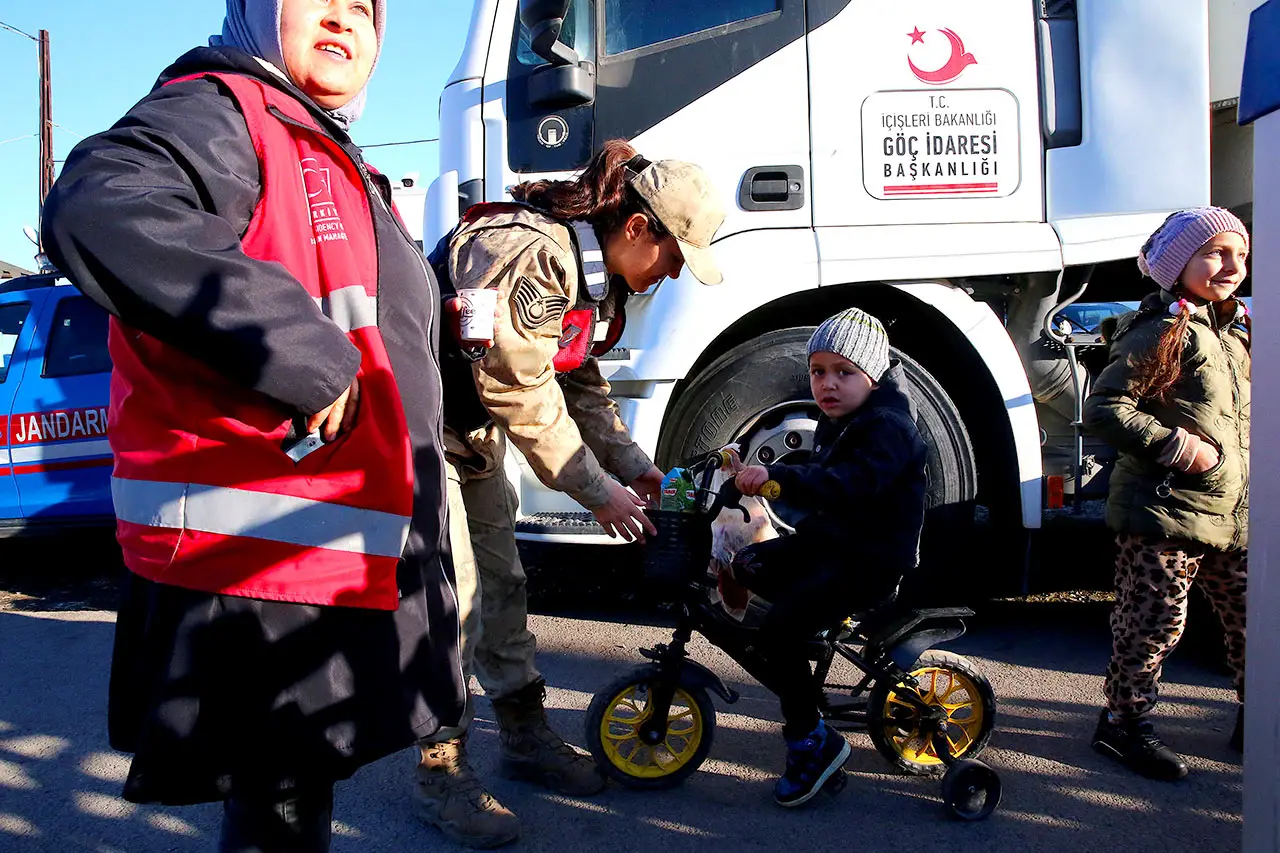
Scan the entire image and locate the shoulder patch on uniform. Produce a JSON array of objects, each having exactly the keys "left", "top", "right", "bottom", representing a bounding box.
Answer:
[{"left": 512, "top": 278, "right": 569, "bottom": 329}]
